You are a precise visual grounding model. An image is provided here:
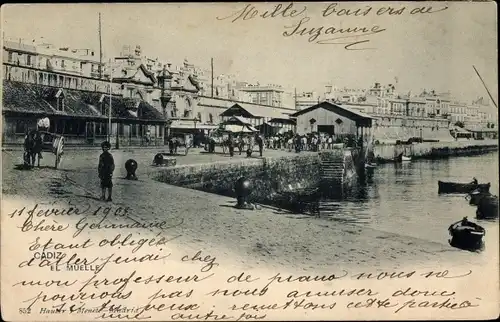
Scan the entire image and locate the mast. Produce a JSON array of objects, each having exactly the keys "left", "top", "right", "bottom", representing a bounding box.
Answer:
[
  {"left": 294, "top": 88, "right": 297, "bottom": 109},
  {"left": 473, "top": 65, "right": 497, "bottom": 108},
  {"left": 99, "top": 13, "right": 103, "bottom": 78},
  {"left": 211, "top": 58, "right": 214, "bottom": 98}
]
